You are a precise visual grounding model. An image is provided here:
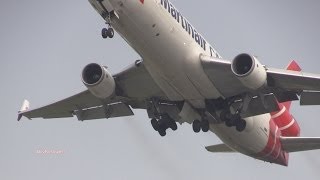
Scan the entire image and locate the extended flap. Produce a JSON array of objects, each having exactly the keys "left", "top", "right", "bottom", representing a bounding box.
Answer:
[
  {"left": 300, "top": 91, "right": 320, "bottom": 105},
  {"left": 237, "top": 94, "right": 280, "bottom": 118},
  {"left": 75, "top": 103, "right": 134, "bottom": 121}
]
